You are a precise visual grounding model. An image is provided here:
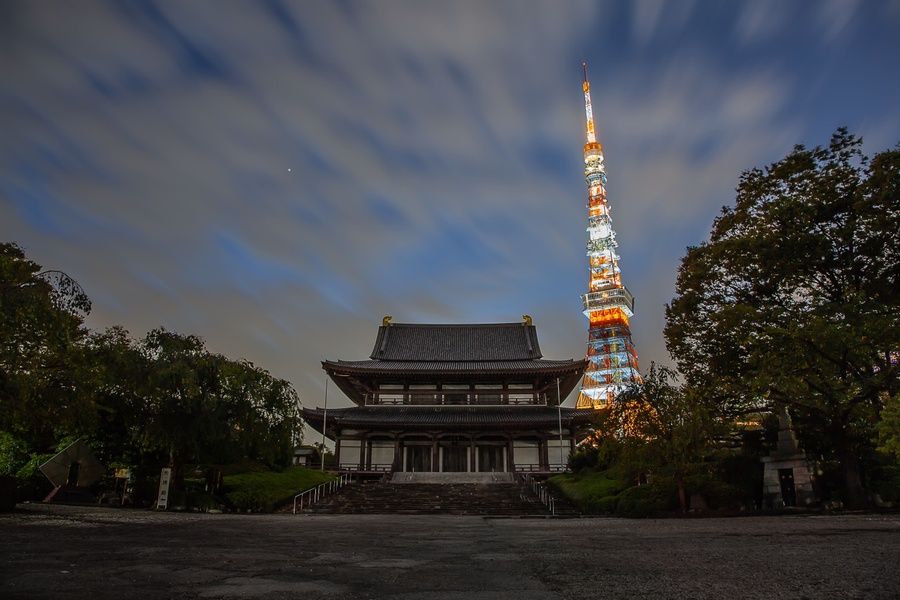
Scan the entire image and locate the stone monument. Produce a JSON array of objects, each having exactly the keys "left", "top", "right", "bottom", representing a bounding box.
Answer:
[{"left": 761, "top": 408, "right": 816, "bottom": 508}]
